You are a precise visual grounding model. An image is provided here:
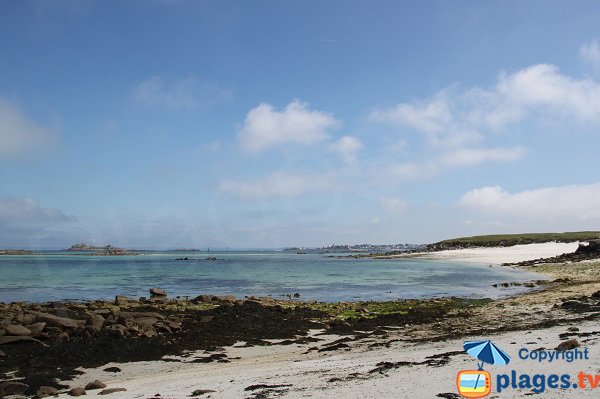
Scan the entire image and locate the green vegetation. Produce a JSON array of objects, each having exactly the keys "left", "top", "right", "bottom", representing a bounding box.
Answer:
[
  {"left": 289, "top": 297, "right": 493, "bottom": 320},
  {"left": 430, "top": 231, "right": 600, "bottom": 249}
]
